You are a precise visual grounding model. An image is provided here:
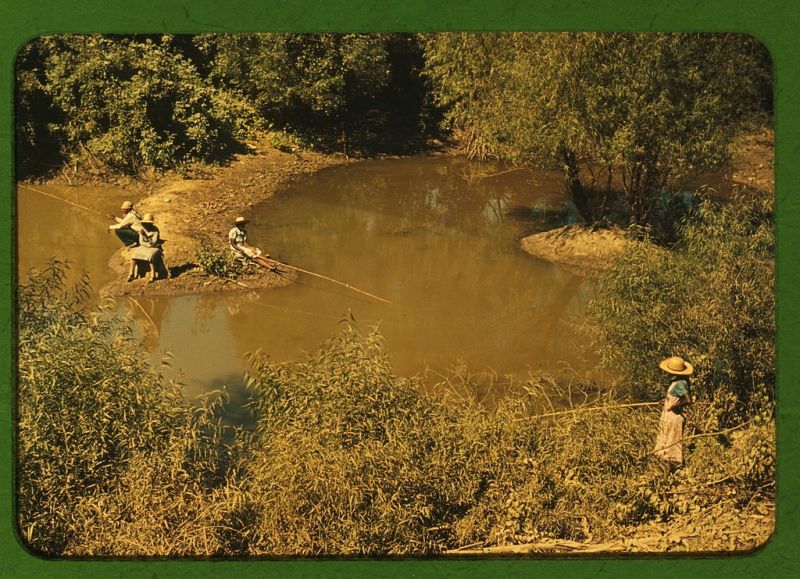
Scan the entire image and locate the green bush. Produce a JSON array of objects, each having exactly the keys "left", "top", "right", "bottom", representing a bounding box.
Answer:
[
  {"left": 17, "top": 261, "right": 237, "bottom": 555},
  {"left": 196, "top": 240, "right": 254, "bottom": 278},
  {"left": 588, "top": 195, "right": 774, "bottom": 422},
  {"left": 237, "top": 324, "right": 533, "bottom": 554},
  {"left": 39, "top": 35, "right": 261, "bottom": 174},
  {"left": 17, "top": 260, "right": 774, "bottom": 556}
]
